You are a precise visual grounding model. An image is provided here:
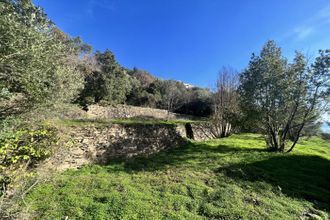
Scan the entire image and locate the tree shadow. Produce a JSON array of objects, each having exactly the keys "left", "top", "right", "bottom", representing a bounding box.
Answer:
[
  {"left": 102, "top": 140, "right": 330, "bottom": 211},
  {"left": 104, "top": 141, "right": 266, "bottom": 173},
  {"left": 232, "top": 133, "right": 265, "bottom": 141},
  {"left": 217, "top": 155, "right": 330, "bottom": 211}
]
